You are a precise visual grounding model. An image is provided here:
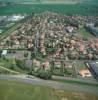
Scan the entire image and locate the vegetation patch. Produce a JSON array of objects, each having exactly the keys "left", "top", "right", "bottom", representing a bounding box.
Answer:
[
  {"left": 0, "top": 4, "right": 98, "bottom": 15},
  {"left": 0, "top": 80, "right": 98, "bottom": 100}
]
